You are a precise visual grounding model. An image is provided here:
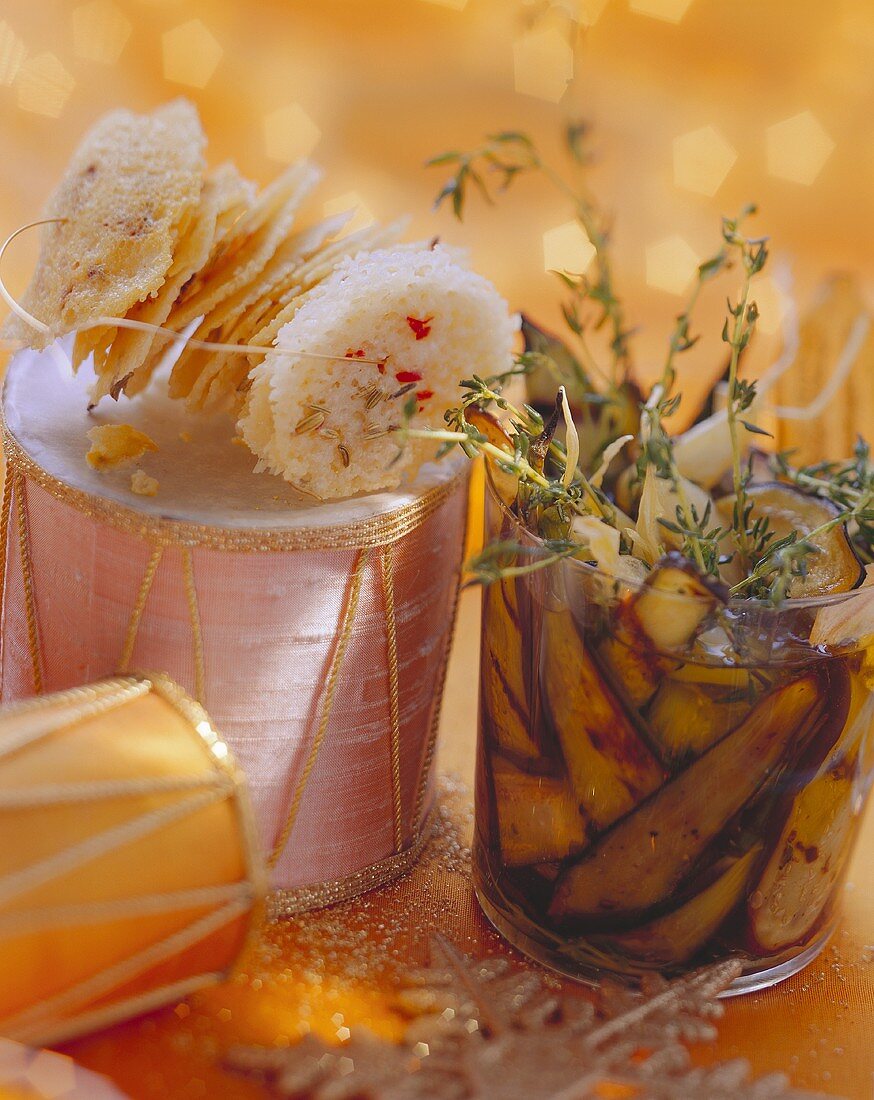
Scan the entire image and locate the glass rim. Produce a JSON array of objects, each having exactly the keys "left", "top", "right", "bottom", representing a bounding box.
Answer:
[{"left": 483, "top": 463, "right": 870, "bottom": 612}]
